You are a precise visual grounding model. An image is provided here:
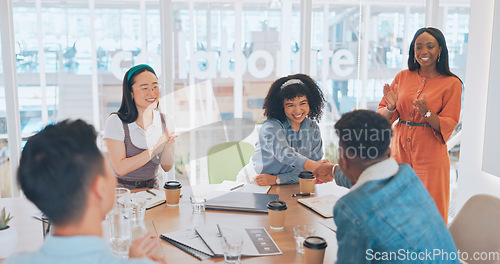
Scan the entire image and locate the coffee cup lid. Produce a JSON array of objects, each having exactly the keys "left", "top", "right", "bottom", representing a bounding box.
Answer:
[
  {"left": 303, "top": 236, "right": 327, "bottom": 249},
  {"left": 298, "top": 171, "right": 314, "bottom": 179},
  {"left": 267, "top": 200, "right": 287, "bottom": 211},
  {"left": 163, "top": 181, "right": 182, "bottom": 189}
]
